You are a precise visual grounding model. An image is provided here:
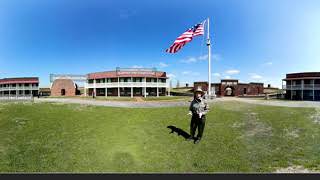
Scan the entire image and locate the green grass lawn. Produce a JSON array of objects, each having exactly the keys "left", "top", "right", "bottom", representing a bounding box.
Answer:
[{"left": 1, "top": 101, "right": 320, "bottom": 172}]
